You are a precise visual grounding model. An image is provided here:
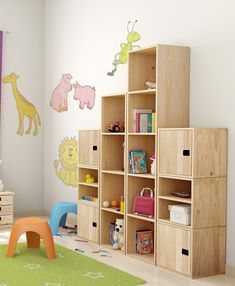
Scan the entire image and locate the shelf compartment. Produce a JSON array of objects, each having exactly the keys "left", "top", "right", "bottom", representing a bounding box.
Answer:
[
  {"left": 158, "top": 177, "right": 191, "bottom": 198},
  {"left": 127, "top": 175, "right": 155, "bottom": 215},
  {"left": 127, "top": 92, "right": 156, "bottom": 133},
  {"left": 102, "top": 94, "right": 125, "bottom": 133},
  {"left": 100, "top": 209, "right": 125, "bottom": 249},
  {"left": 126, "top": 215, "right": 155, "bottom": 265},
  {"left": 128, "top": 47, "right": 156, "bottom": 92},
  {"left": 78, "top": 168, "right": 98, "bottom": 184},
  {"left": 158, "top": 199, "right": 191, "bottom": 225},
  {"left": 128, "top": 135, "right": 155, "bottom": 174},
  {"left": 100, "top": 172, "right": 124, "bottom": 206},
  {"left": 102, "top": 135, "right": 125, "bottom": 171},
  {"left": 78, "top": 185, "right": 98, "bottom": 201}
]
